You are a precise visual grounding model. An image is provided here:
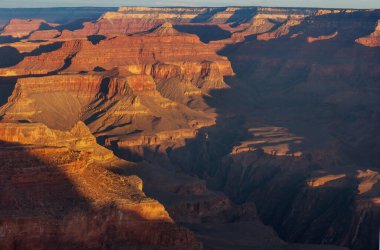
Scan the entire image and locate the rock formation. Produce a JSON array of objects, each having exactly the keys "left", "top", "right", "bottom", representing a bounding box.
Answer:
[
  {"left": 28, "top": 29, "right": 61, "bottom": 40},
  {"left": 0, "top": 121, "right": 201, "bottom": 249},
  {"left": 0, "top": 40, "right": 84, "bottom": 76},
  {"left": 356, "top": 20, "right": 380, "bottom": 47},
  {"left": 0, "top": 6, "right": 380, "bottom": 250},
  {"left": 307, "top": 31, "right": 338, "bottom": 43},
  {"left": 257, "top": 19, "right": 303, "bottom": 41},
  {"left": 0, "top": 20, "right": 234, "bottom": 149},
  {"left": 0, "top": 19, "right": 57, "bottom": 38}
]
